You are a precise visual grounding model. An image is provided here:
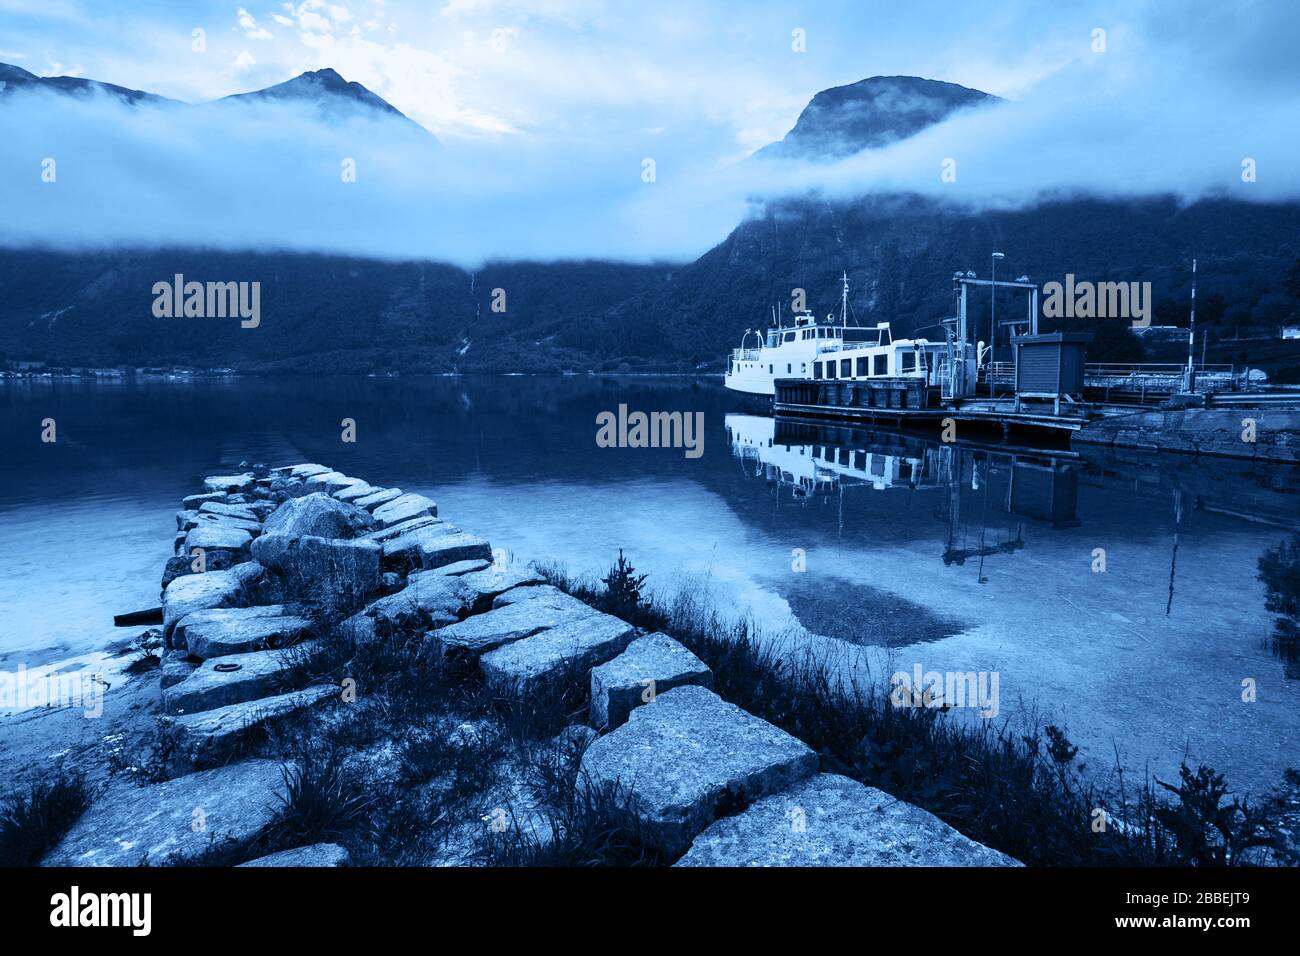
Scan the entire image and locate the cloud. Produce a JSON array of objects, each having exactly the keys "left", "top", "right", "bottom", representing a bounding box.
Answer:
[
  {"left": 0, "top": 0, "right": 1296, "bottom": 267},
  {"left": 228, "top": 48, "right": 256, "bottom": 73},
  {"left": 0, "top": 85, "right": 729, "bottom": 265},
  {"left": 236, "top": 8, "right": 274, "bottom": 41}
]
